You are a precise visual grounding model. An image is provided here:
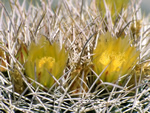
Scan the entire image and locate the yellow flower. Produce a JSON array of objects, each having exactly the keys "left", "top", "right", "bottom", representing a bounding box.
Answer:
[
  {"left": 93, "top": 32, "right": 140, "bottom": 83},
  {"left": 96, "top": 0, "right": 129, "bottom": 21},
  {"left": 25, "top": 36, "right": 68, "bottom": 88},
  {"left": 38, "top": 57, "right": 55, "bottom": 69}
]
